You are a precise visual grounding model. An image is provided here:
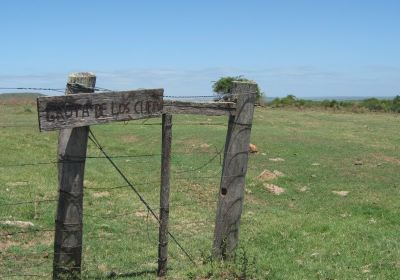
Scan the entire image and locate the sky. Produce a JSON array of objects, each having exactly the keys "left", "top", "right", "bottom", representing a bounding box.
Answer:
[{"left": 0, "top": 0, "right": 399, "bottom": 98}]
